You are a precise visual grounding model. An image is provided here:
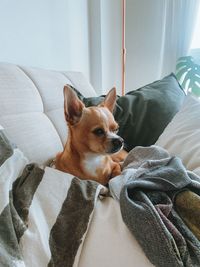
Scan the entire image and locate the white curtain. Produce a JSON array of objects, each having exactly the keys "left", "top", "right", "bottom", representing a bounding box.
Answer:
[
  {"left": 158, "top": 0, "right": 200, "bottom": 77},
  {"left": 125, "top": 0, "right": 200, "bottom": 91},
  {"left": 89, "top": 0, "right": 200, "bottom": 93},
  {"left": 88, "top": 0, "right": 122, "bottom": 94}
]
